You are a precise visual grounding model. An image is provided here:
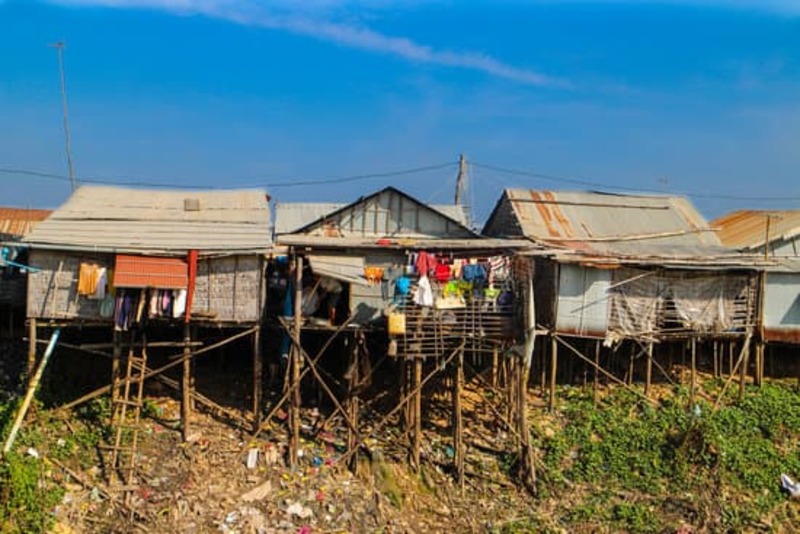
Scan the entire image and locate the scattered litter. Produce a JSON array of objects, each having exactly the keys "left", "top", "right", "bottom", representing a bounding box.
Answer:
[
  {"left": 780, "top": 473, "right": 800, "bottom": 498},
  {"left": 56, "top": 438, "right": 66, "bottom": 447},
  {"left": 240, "top": 480, "right": 272, "bottom": 502},
  {"left": 246, "top": 448, "right": 259, "bottom": 469},
  {"left": 26, "top": 447, "right": 39, "bottom": 459},
  {"left": 286, "top": 502, "right": 314, "bottom": 519}
]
